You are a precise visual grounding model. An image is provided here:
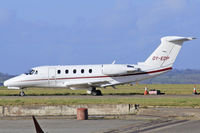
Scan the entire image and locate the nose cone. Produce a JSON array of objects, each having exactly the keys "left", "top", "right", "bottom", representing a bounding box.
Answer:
[
  {"left": 3, "top": 76, "right": 21, "bottom": 88},
  {"left": 4, "top": 79, "right": 11, "bottom": 87}
]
